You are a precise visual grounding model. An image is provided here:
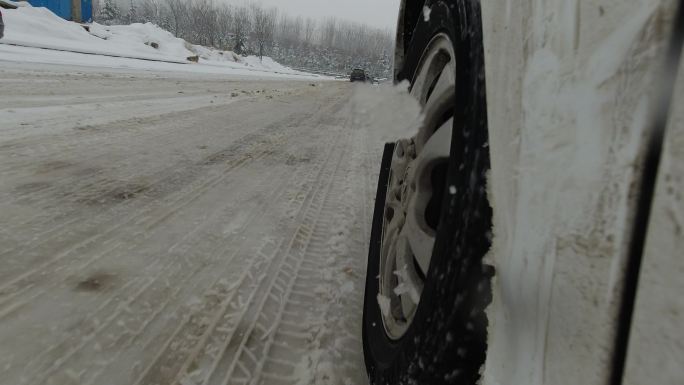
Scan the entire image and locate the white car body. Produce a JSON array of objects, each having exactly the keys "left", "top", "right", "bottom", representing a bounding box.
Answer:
[
  {"left": 396, "top": 0, "right": 683, "bottom": 384},
  {"left": 479, "top": 1, "right": 683, "bottom": 384}
]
